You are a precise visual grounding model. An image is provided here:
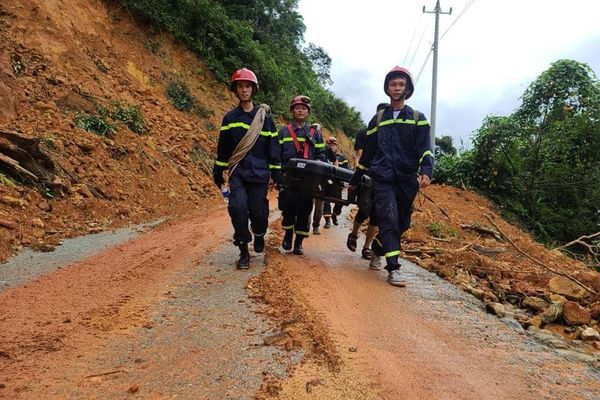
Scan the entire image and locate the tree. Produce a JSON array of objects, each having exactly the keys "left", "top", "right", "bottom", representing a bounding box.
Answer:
[
  {"left": 434, "top": 135, "right": 456, "bottom": 158},
  {"left": 436, "top": 59, "right": 600, "bottom": 244},
  {"left": 304, "top": 43, "right": 332, "bottom": 86}
]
